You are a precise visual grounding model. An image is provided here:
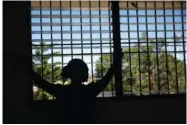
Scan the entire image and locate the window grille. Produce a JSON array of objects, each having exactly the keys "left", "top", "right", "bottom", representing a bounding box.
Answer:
[
  {"left": 31, "top": 1, "right": 186, "bottom": 100},
  {"left": 119, "top": 1, "right": 186, "bottom": 95}
]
